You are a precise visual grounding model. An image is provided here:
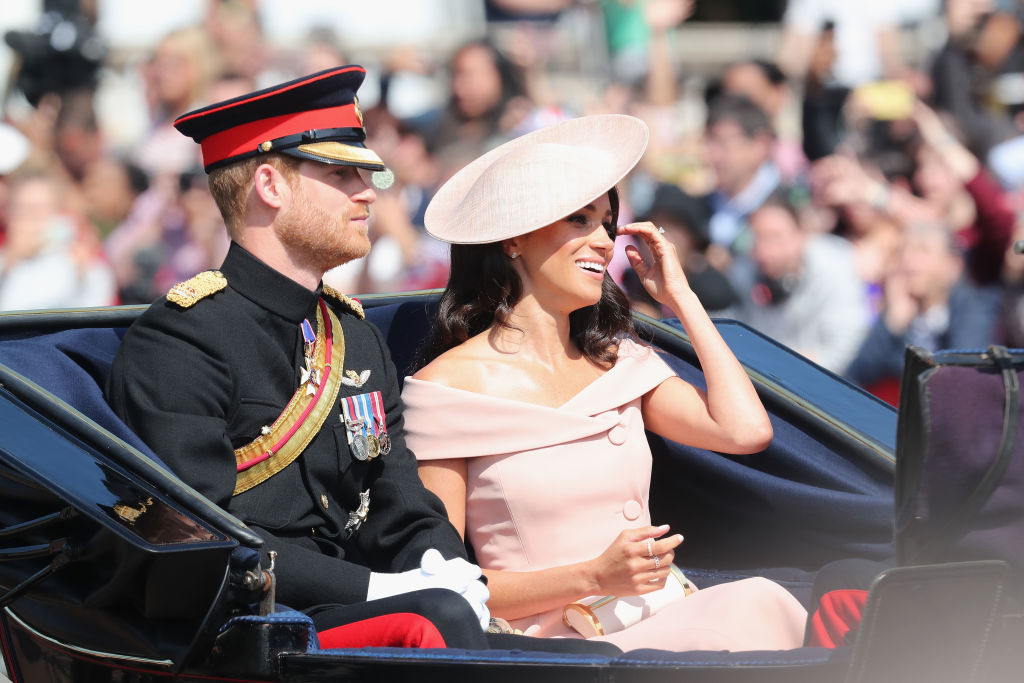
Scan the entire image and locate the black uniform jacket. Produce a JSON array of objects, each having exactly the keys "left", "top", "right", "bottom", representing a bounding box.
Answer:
[{"left": 105, "top": 243, "right": 467, "bottom": 610}]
